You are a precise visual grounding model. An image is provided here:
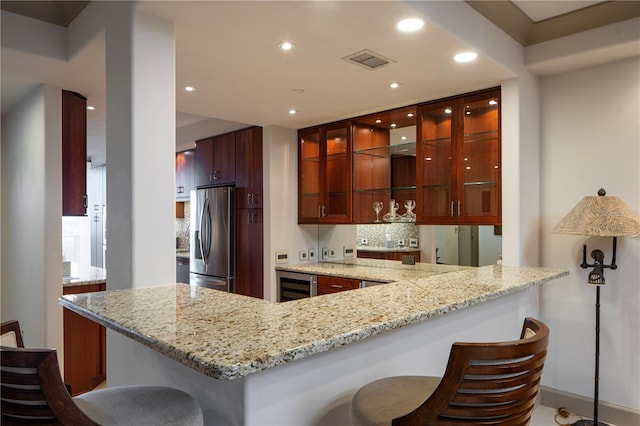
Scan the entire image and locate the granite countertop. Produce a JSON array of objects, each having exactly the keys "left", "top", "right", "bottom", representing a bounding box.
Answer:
[
  {"left": 62, "top": 262, "right": 106, "bottom": 287},
  {"left": 176, "top": 250, "right": 189, "bottom": 259},
  {"left": 59, "top": 261, "right": 567, "bottom": 380}
]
